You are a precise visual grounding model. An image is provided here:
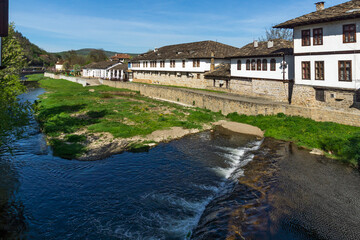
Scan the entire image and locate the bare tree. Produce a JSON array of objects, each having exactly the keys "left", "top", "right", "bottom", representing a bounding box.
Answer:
[{"left": 259, "top": 28, "right": 293, "bottom": 41}]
